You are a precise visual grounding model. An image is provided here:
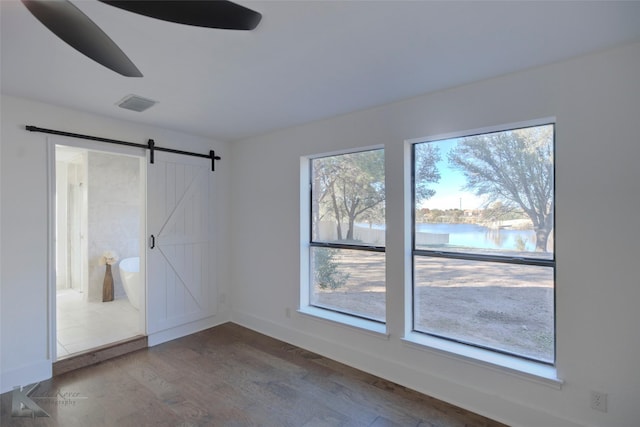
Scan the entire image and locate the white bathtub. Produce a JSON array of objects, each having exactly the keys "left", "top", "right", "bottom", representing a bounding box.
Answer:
[{"left": 119, "top": 257, "right": 141, "bottom": 310}]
